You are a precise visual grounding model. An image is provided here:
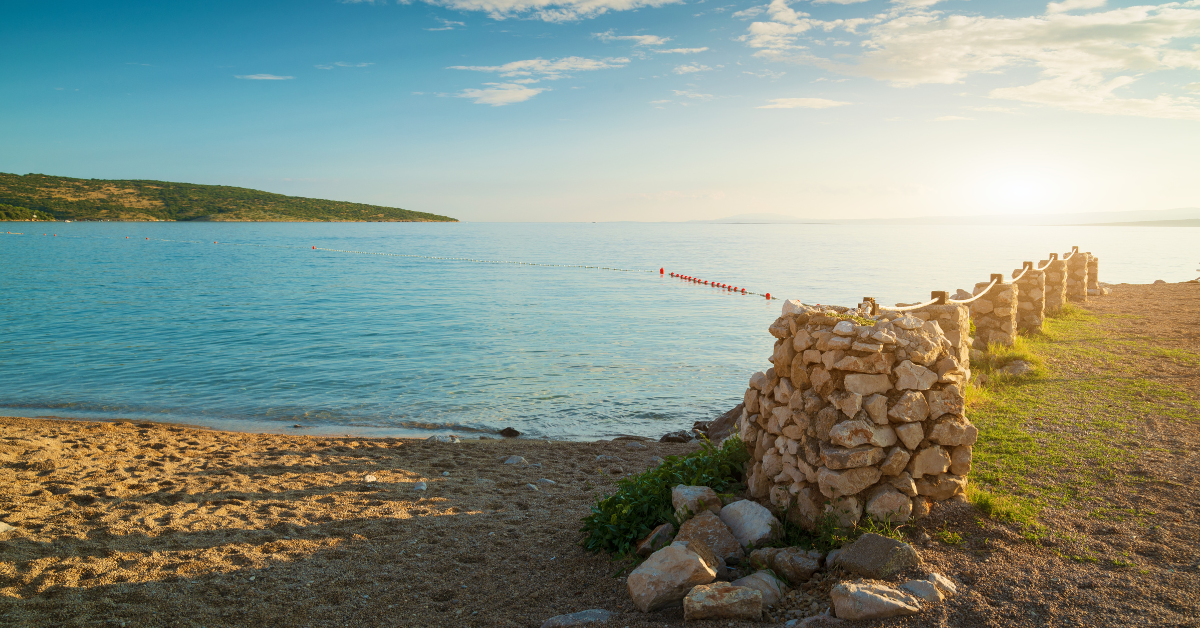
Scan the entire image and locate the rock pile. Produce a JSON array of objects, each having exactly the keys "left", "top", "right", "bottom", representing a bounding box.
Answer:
[
  {"left": 1013, "top": 262, "right": 1045, "bottom": 333},
  {"left": 1041, "top": 253, "right": 1068, "bottom": 313},
  {"left": 971, "top": 275, "right": 1017, "bottom": 349},
  {"left": 1066, "top": 248, "right": 1090, "bottom": 302},
  {"left": 738, "top": 300, "right": 976, "bottom": 529}
]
